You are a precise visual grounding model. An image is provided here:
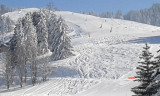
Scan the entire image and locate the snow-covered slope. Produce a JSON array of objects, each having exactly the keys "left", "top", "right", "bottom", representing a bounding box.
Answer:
[
  {"left": 54, "top": 11, "right": 160, "bottom": 79},
  {"left": 1, "top": 9, "right": 160, "bottom": 96},
  {"left": 3, "top": 8, "right": 39, "bottom": 22}
]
